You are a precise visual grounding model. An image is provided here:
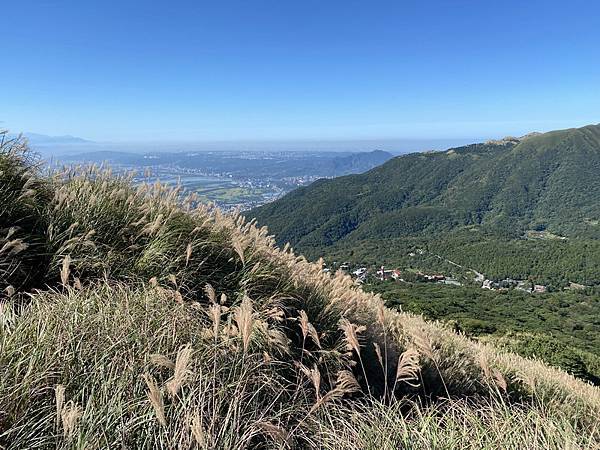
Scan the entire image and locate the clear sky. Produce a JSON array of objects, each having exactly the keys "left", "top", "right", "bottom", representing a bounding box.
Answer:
[{"left": 2, "top": 0, "right": 599, "bottom": 143}]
